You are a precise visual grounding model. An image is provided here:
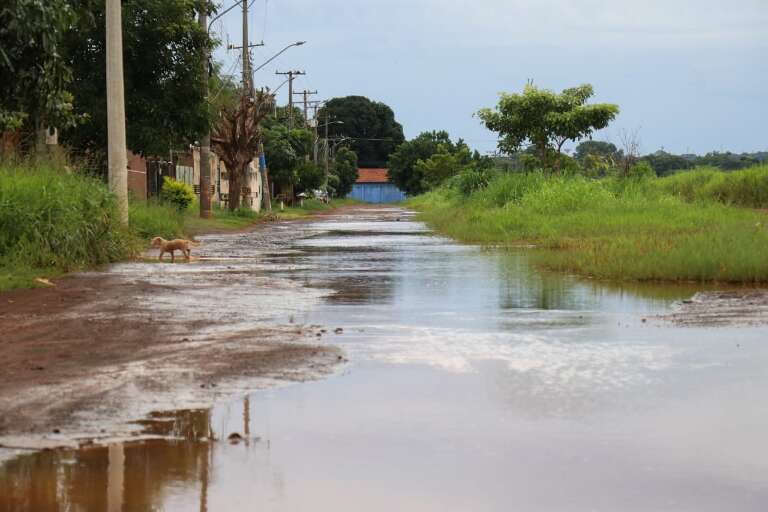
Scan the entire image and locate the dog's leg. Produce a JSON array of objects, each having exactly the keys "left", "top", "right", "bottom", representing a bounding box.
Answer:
[
  {"left": 185, "top": 248, "right": 191, "bottom": 261},
  {"left": 158, "top": 249, "right": 164, "bottom": 261},
  {"left": 171, "top": 250, "right": 175, "bottom": 263}
]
